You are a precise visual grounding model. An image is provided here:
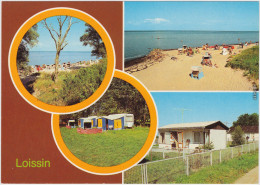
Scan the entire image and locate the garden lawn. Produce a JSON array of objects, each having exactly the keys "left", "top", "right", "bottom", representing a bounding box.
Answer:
[
  {"left": 60, "top": 127, "right": 149, "bottom": 167},
  {"left": 175, "top": 151, "right": 258, "bottom": 184}
]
